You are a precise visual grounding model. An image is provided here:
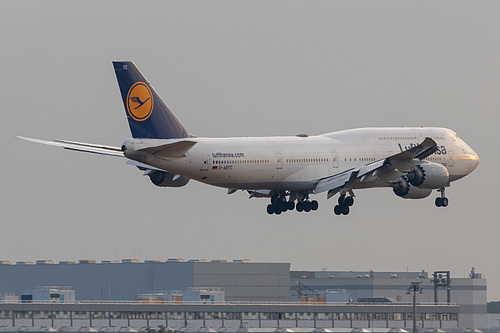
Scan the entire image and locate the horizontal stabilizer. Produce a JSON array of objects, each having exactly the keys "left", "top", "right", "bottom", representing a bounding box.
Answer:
[
  {"left": 138, "top": 140, "right": 197, "bottom": 158},
  {"left": 17, "top": 136, "right": 124, "bottom": 157},
  {"left": 126, "top": 160, "right": 164, "bottom": 172}
]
